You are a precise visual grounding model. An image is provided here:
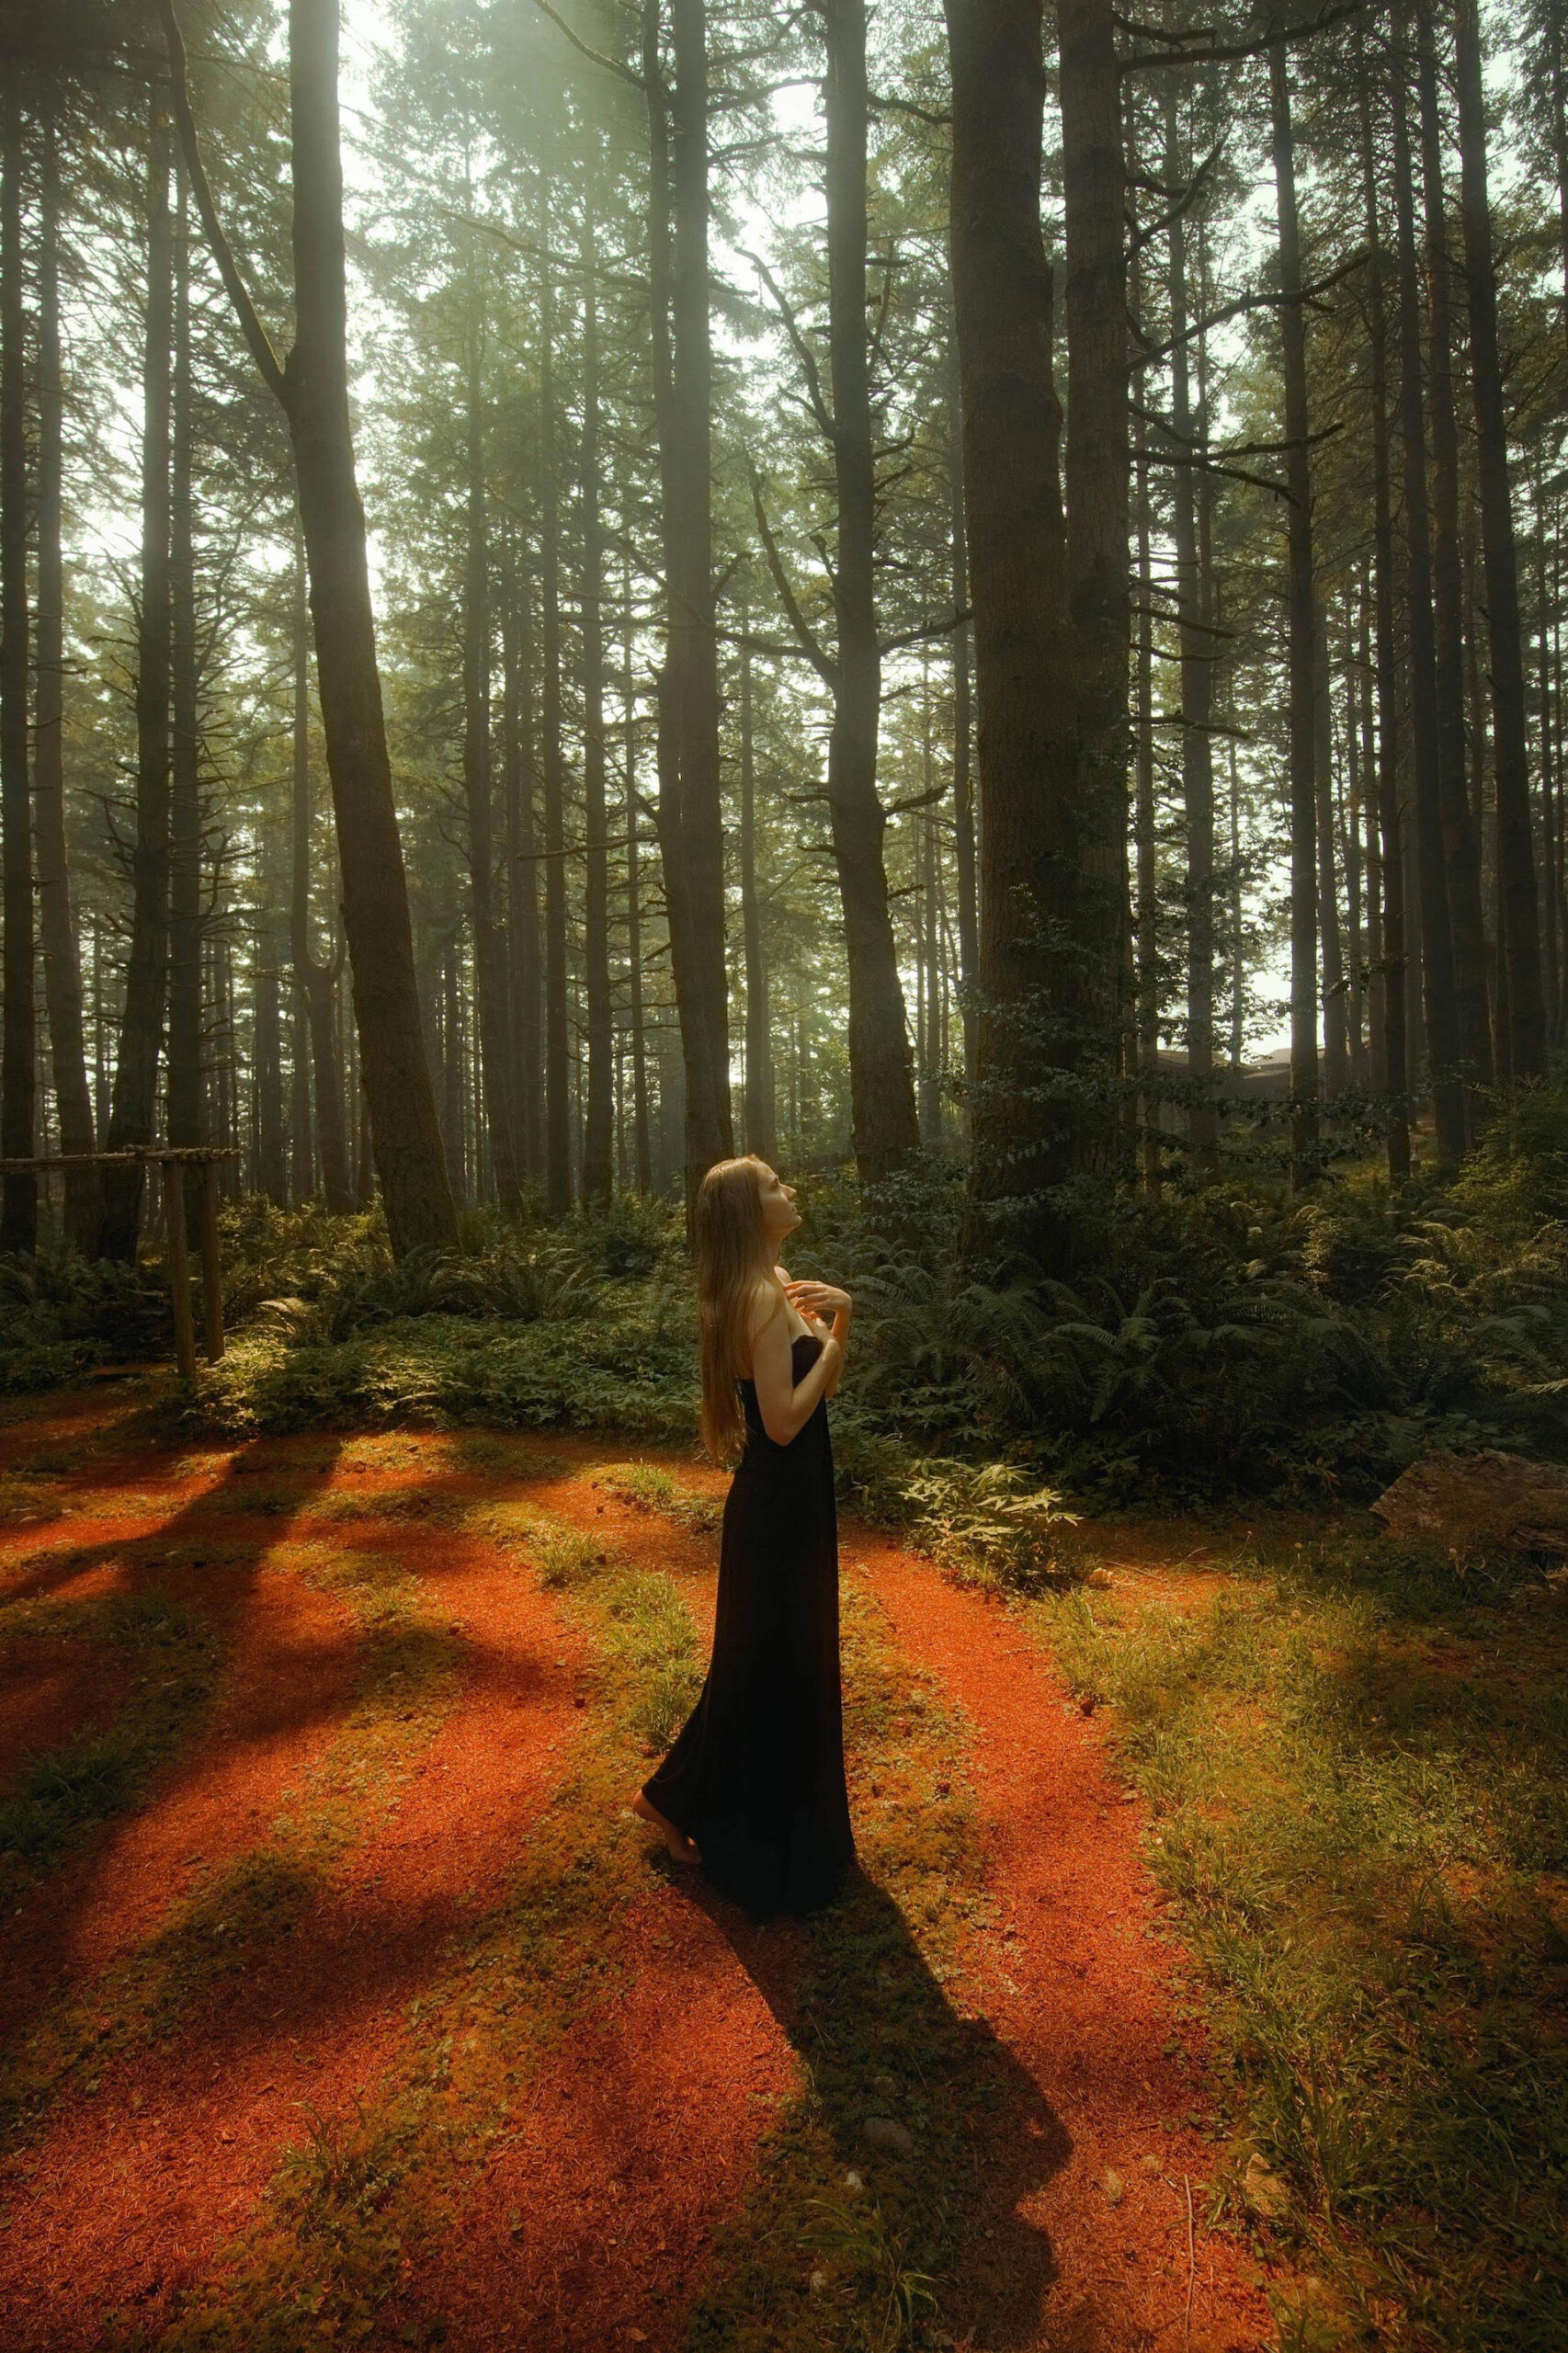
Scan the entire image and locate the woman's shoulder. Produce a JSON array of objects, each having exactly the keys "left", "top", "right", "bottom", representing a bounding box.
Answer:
[{"left": 744, "top": 1275, "right": 787, "bottom": 1342}]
